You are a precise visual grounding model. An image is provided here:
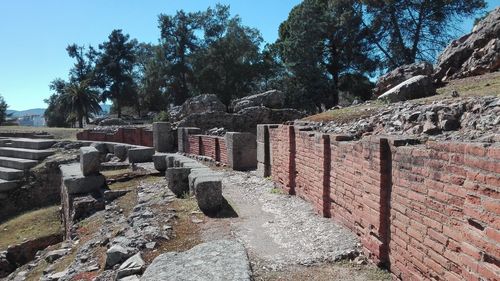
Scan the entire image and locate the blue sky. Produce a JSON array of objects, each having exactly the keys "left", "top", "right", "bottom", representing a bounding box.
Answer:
[{"left": 0, "top": 0, "right": 496, "bottom": 110}]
